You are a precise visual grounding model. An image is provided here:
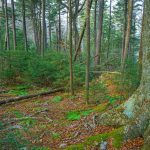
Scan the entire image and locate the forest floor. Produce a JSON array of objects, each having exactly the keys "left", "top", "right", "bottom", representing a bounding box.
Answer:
[{"left": 0, "top": 73, "right": 144, "bottom": 150}]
